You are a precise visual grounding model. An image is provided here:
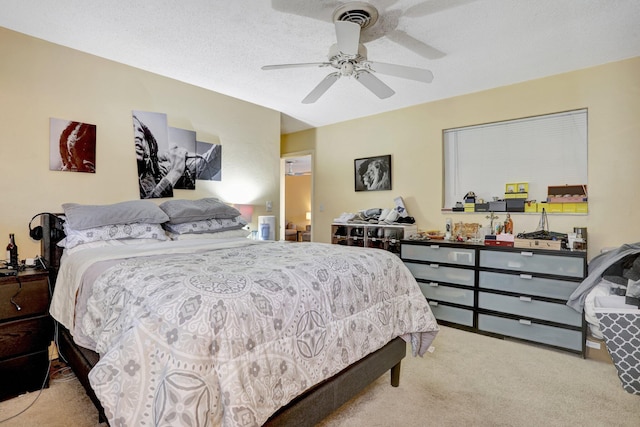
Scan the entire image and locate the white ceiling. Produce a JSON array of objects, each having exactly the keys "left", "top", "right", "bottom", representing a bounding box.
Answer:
[{"left": 1, "top": 1, "right": 639, "bottom": 135}]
